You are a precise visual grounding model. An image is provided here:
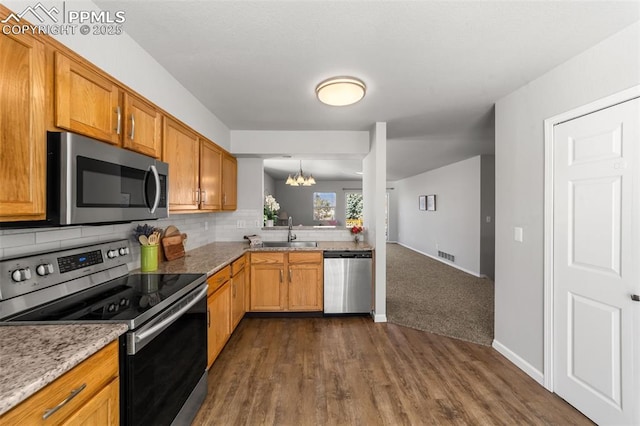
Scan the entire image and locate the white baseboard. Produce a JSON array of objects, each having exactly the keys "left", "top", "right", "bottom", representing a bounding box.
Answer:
[
  {"left": 373, "top": 312, "right": 387, "bottom": 323},
  {"left": 492, "top": 339, "right": 544, "bottom": 386},
  {"left": 397, "top": 242, "right": 482, "bottom": 278}
]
